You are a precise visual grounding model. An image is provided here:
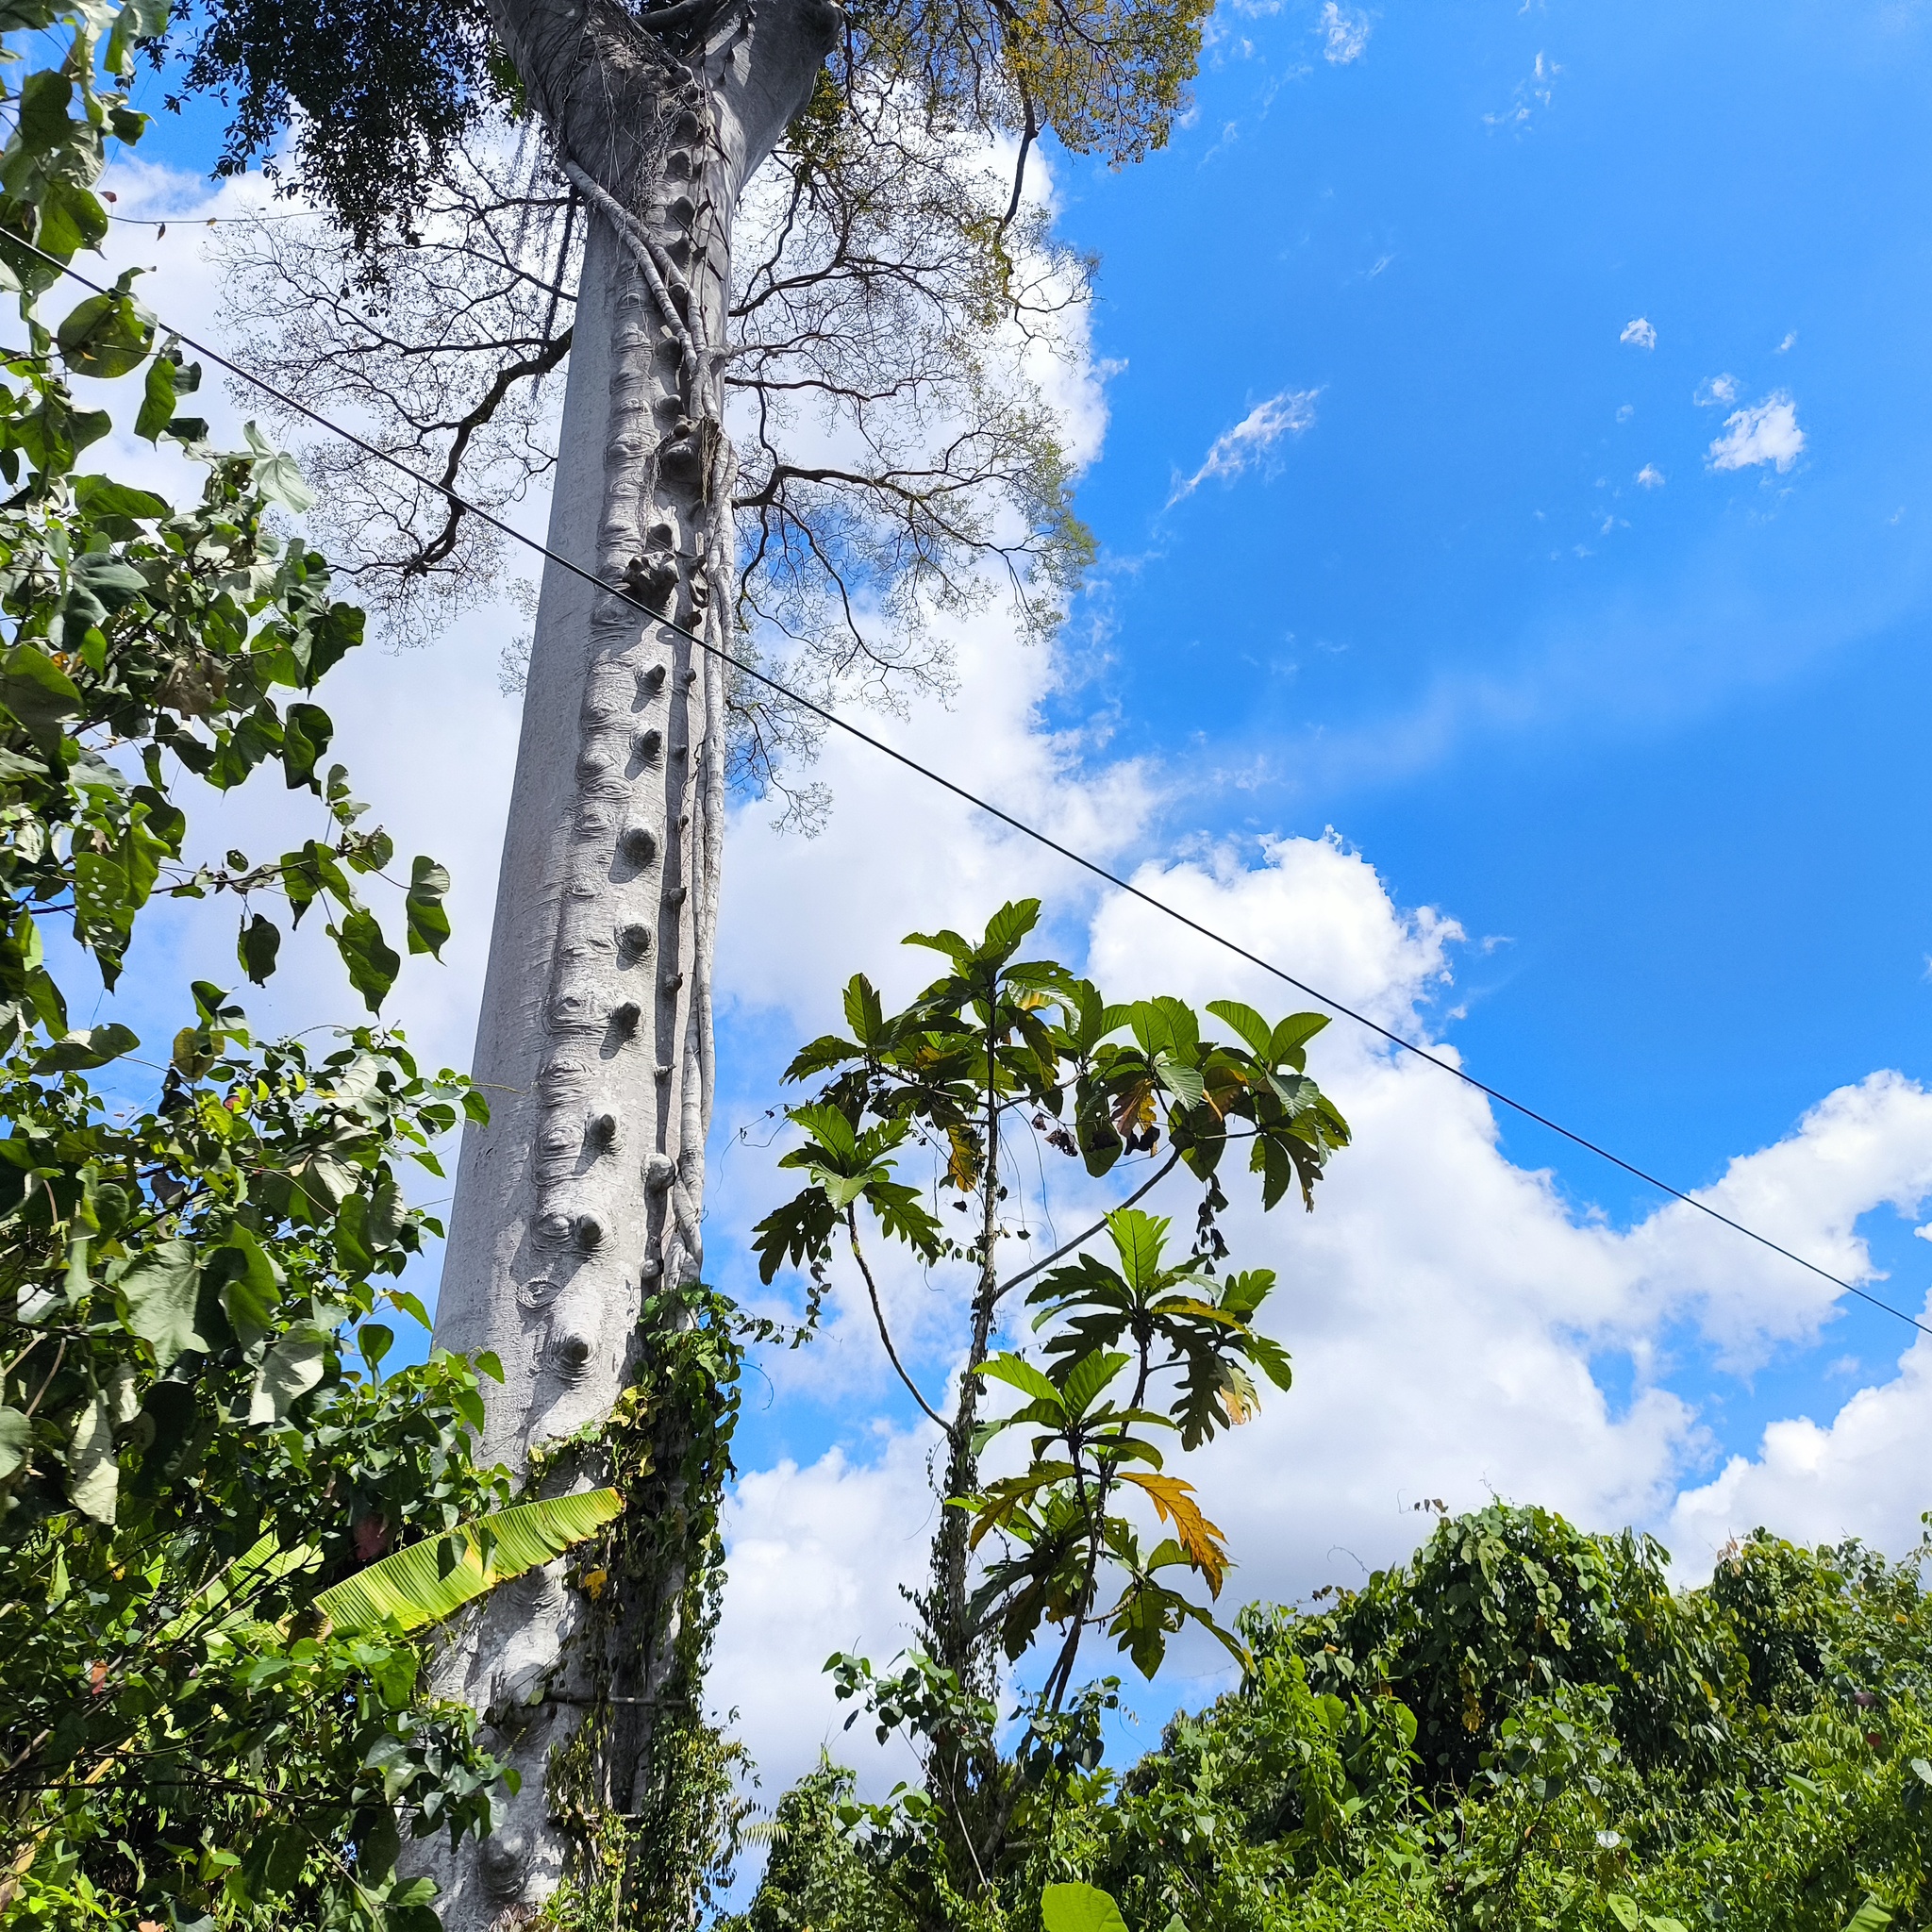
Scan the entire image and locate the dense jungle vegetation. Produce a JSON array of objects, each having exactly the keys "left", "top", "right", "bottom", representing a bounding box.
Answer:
[{"left": 727, "top": 1502, "right": 1932, "bottom": 1932}]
